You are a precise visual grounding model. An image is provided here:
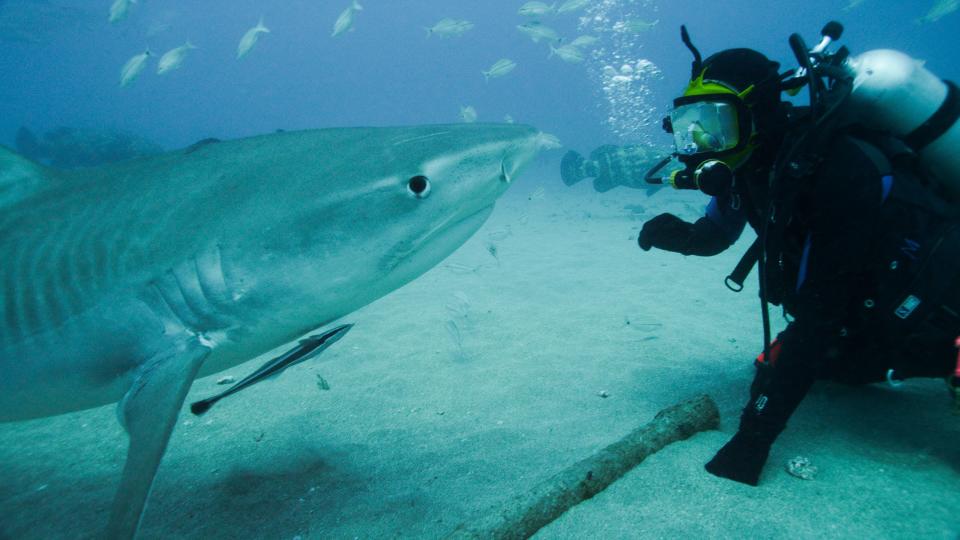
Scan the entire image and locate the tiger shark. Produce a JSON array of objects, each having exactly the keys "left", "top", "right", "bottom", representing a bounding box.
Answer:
[{"left": 0, "top": 123, "right": 551, "bottom": 538}]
